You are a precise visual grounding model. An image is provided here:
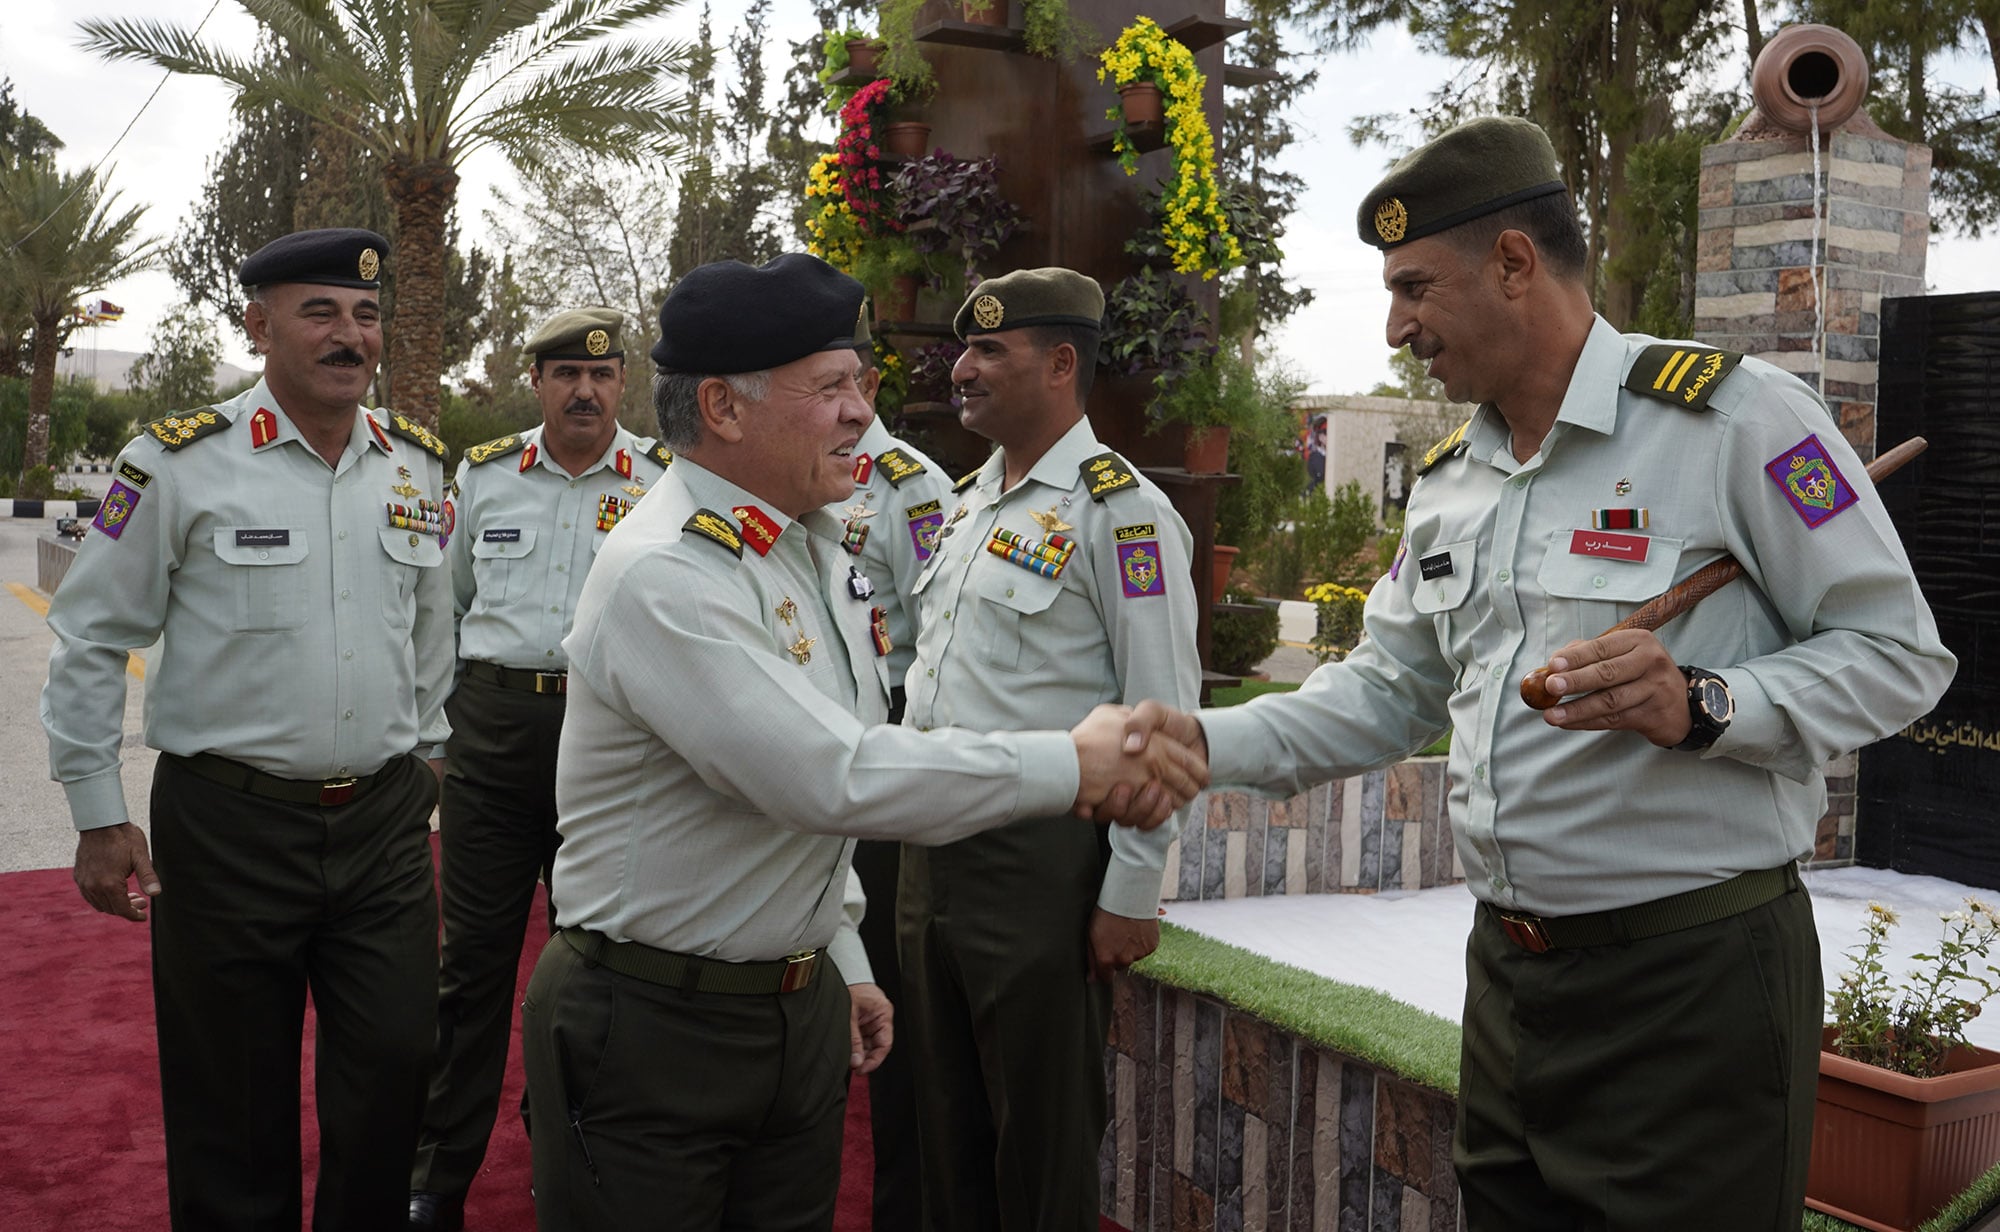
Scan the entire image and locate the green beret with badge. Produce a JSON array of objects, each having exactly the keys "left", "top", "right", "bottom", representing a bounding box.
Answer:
[
  {"left": 522, "top": 306, "right": 626, "bottom": 365},
  {"left": 953, "top": 267, "right": 1105, "bottom": 340},
  {"left": 238, "top": 227, "right": 389, "bottom": 289},
  {"left": 1356, "top": 116, "right": 1568, "bottom": 250}
]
